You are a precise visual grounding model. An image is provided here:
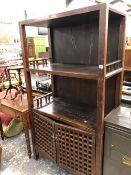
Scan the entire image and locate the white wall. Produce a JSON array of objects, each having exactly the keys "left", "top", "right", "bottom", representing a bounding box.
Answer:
[
  {"left": 126, "top": 15, "right": 131, "bottom": 37},
  {"left": 0, "top": 0, "right": 66, "bottom": 22},
  {"left": 0, "top": 0, "right": 130, "bottom": 37}
]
